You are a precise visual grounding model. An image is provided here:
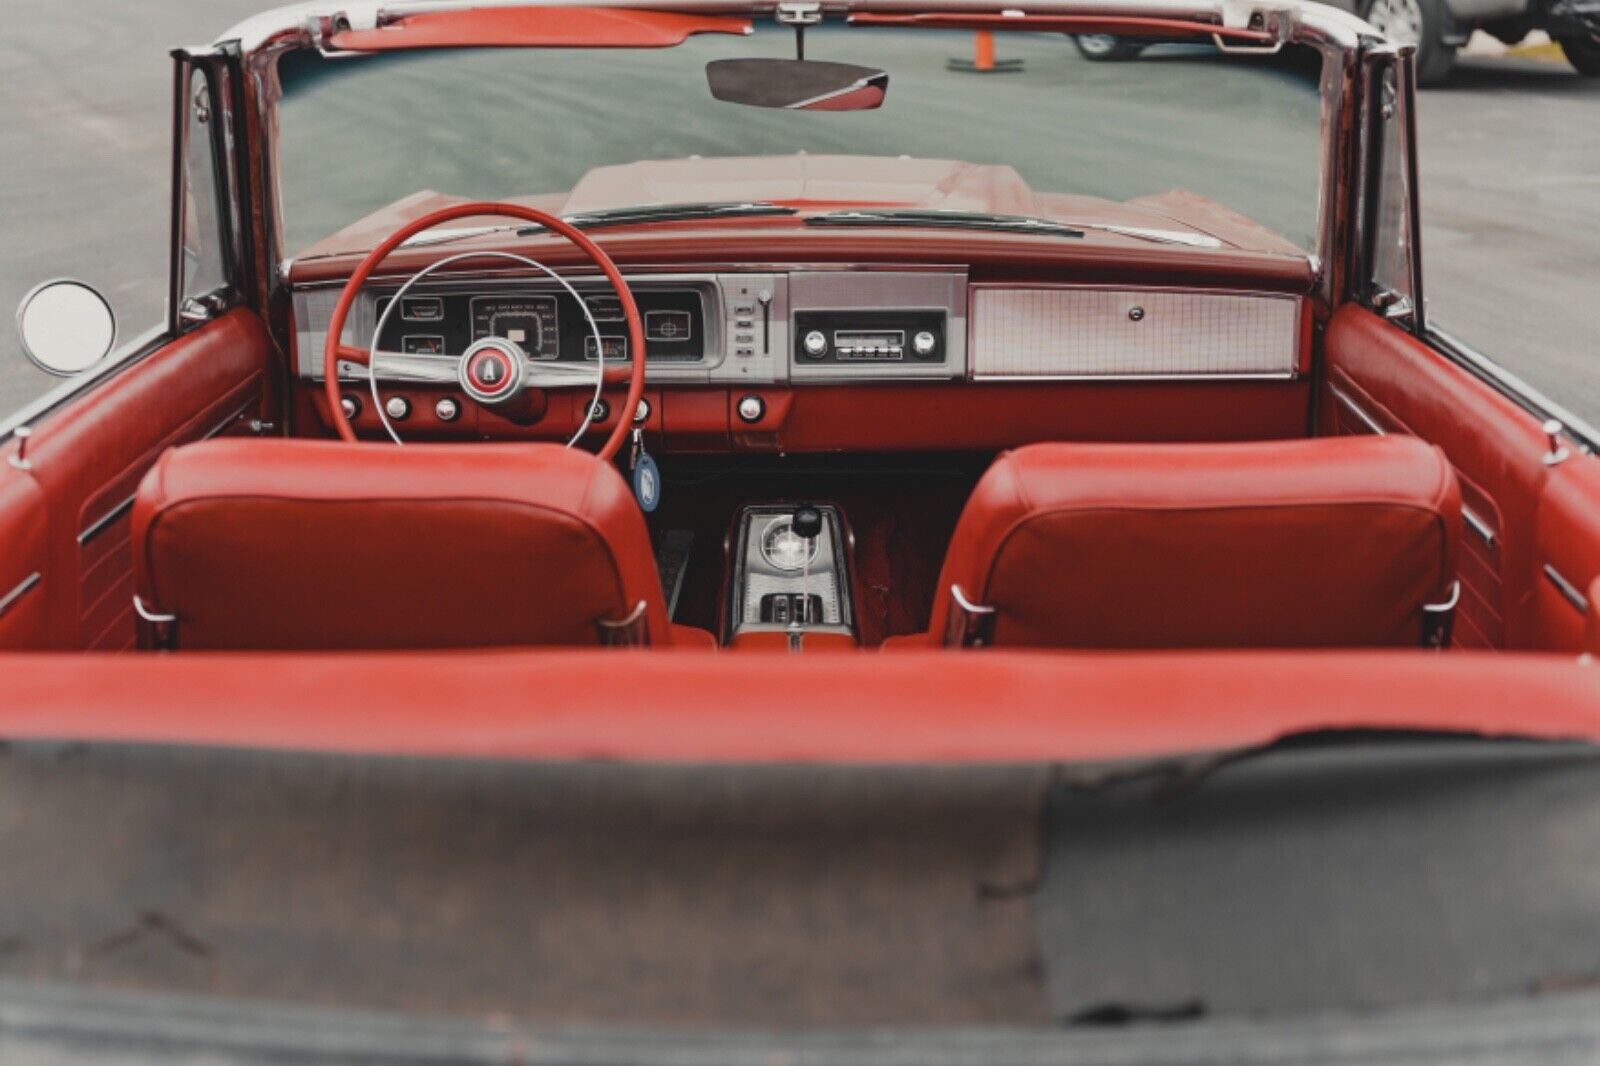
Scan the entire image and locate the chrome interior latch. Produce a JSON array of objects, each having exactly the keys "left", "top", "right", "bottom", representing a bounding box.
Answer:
[
  {"left": 1421, "top": 580, "right": 1460, "bottom": 650},
  {"left": 943, "top": 584, "right": 998, "bottom": 648},
  {"left": 1543, "top": 419, "right": 1571, "bottom": 467},
  {"left": 7, "top": 426, "right": 32, "bottom": 471}
]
